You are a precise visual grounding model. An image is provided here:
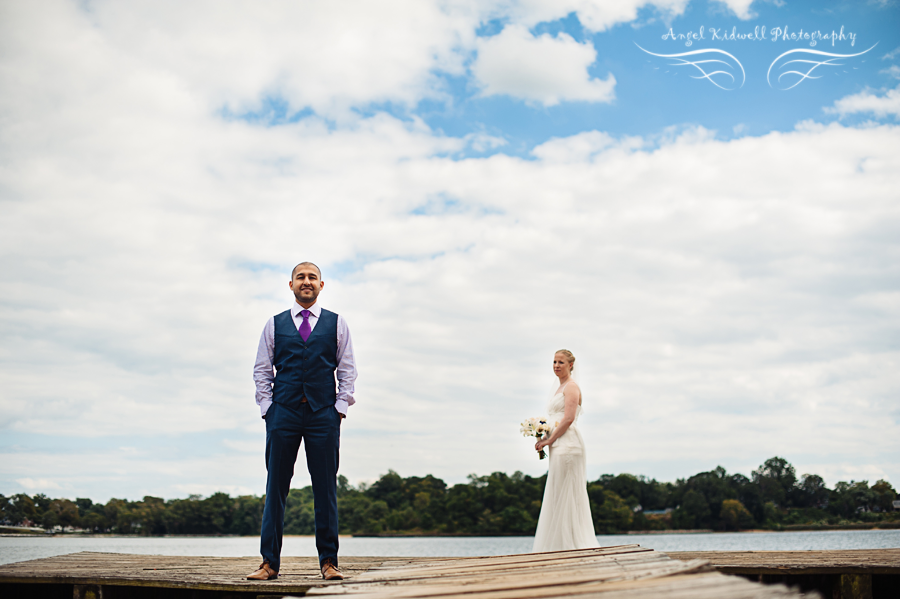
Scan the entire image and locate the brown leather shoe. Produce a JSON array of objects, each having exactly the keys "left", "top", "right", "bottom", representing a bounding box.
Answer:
[
  {"left": 247, "top": 561, "right": 278, "bottom": 580},
  {"left": 321, "top": 558, "right": 343, "bottom": 580}
]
